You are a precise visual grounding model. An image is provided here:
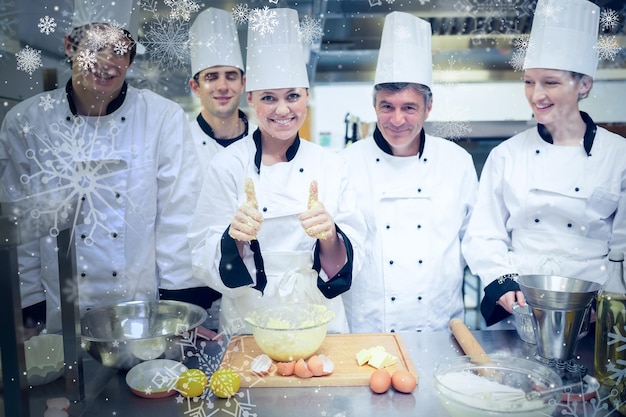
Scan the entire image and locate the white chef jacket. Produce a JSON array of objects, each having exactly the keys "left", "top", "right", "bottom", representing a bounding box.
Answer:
[
  {"left": 188, "top": 130, "right": 366, "bottom": 335},
  {"left": 462, "top": 117, "right": 626, "bottom": 324},
  {"left": 341, "top": 129, "right": 478, "bottom": 333},
  {"left": 0, "top": 82, "right": 202, "bottom": 331}
]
